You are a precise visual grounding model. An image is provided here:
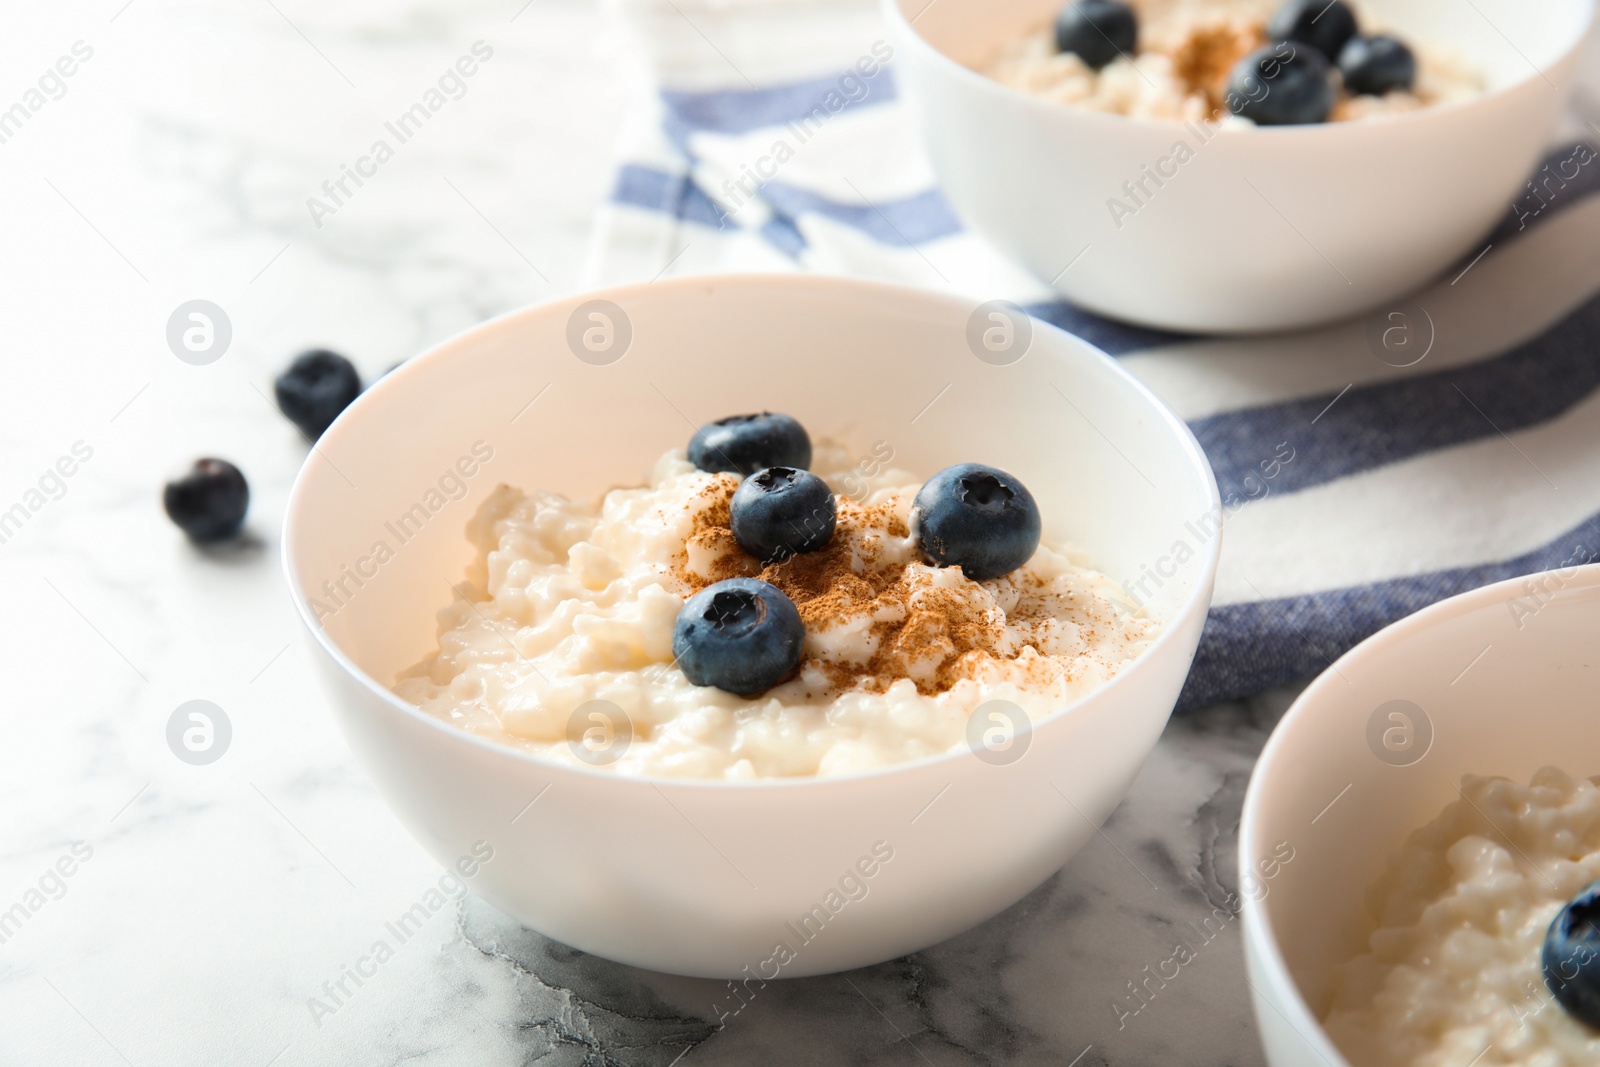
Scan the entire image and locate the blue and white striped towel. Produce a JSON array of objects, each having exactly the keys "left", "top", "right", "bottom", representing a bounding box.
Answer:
[{"left": 584, "top": 0, "right": 1600, "bottom": 711}]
